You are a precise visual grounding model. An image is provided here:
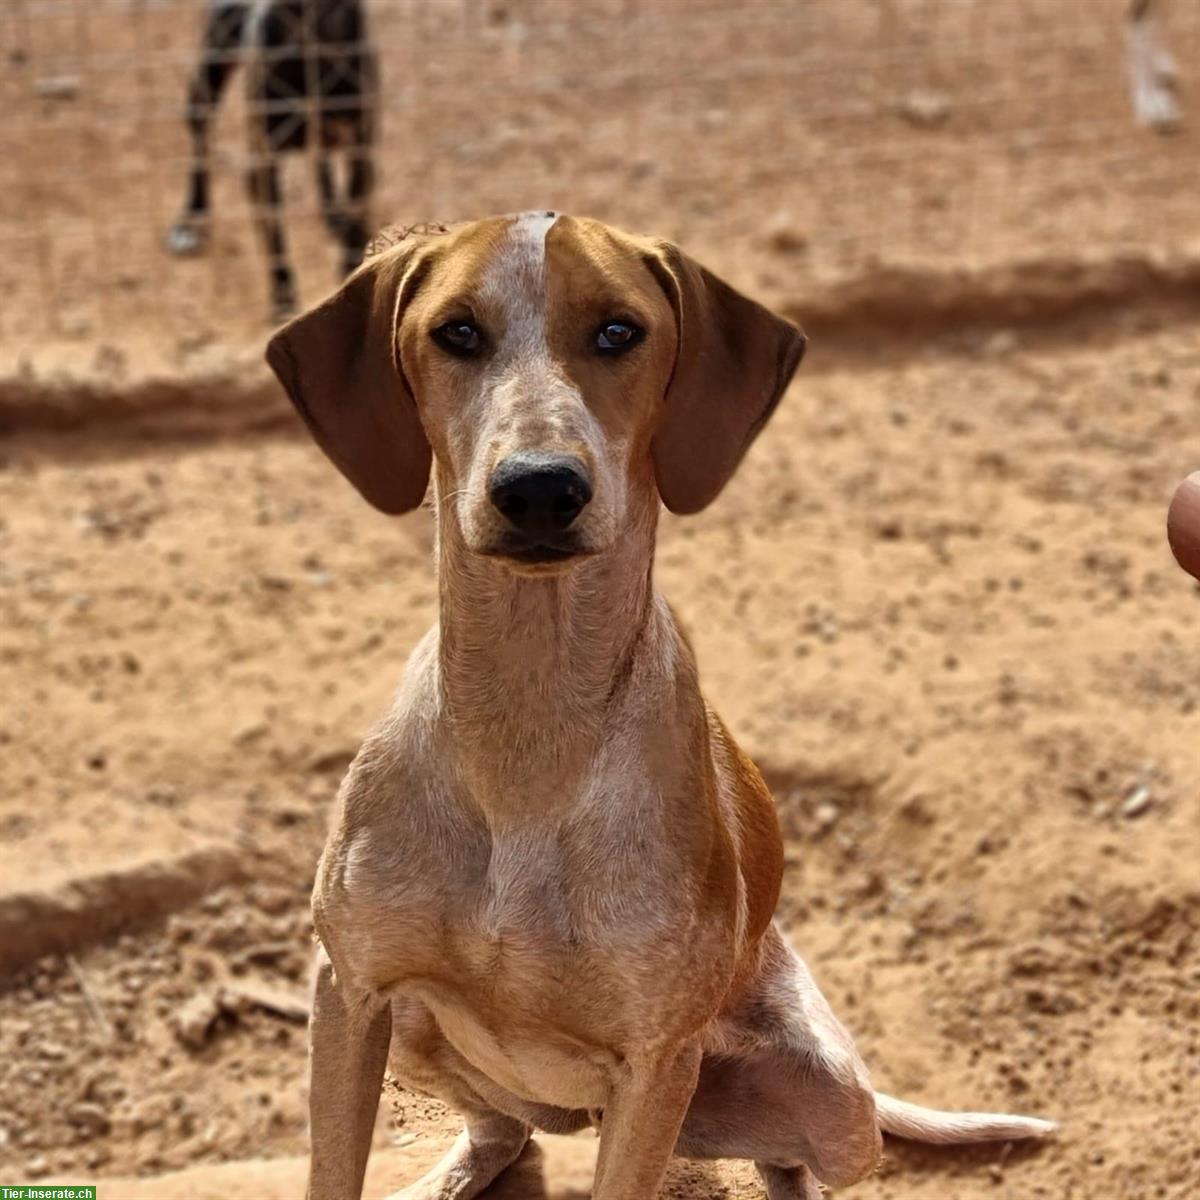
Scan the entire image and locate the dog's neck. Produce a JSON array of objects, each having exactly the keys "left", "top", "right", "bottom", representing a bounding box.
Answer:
[{"left": 432, "top": 483, "right": 663, "bottom": 819}]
